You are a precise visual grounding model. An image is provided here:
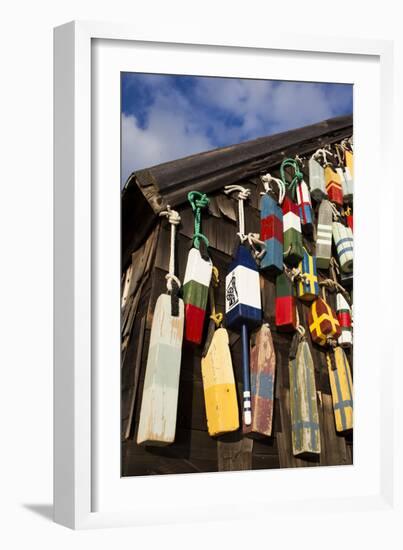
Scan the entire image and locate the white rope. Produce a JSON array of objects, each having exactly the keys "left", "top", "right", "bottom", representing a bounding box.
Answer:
[
  {"left": 295, "top": 309, "right": 305, "bottom": 337},
  {"left": 246, "top": 232, "right": 266, "bottom": 260},
  {"left": 224, "top": 185, "right": 251, "bottom": 239},
  {"left": 260, "top": 173, "right": 285, "bottom": 204},
  {"left": 312, "top": 148, "right": 333, "bottom": 167},
  {"left": 329, "top": 201, "right": 340, "bottom": 221},
  {"left": 159, "top": 206, "right": 181, "bottom": 293}
]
